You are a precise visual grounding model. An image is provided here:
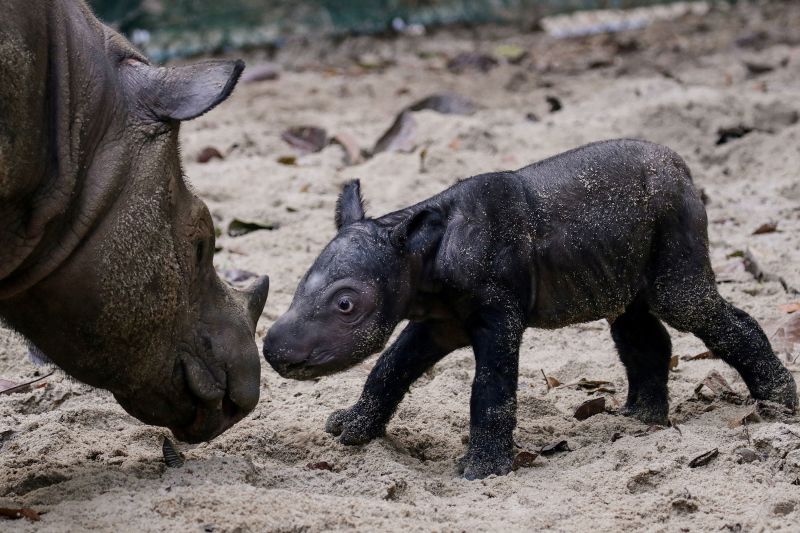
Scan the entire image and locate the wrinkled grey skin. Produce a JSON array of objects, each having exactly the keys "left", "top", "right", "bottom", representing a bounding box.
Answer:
[
  {"left": 264, "top": 139, "right": 797, "bottom": 478},
  {"left": 0, "top": 0, "right": 269, "bottom": 443}
]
